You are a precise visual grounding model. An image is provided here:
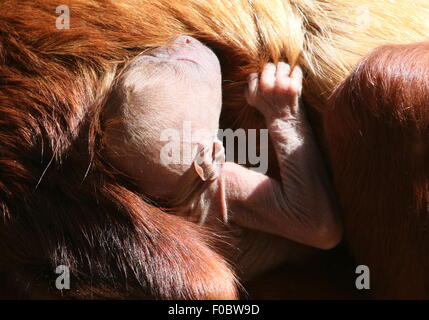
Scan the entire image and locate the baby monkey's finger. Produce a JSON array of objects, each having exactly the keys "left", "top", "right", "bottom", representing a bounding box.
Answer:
[
  {"left": 276, "top": 62, "right": 291, "bottom": 77},
  {"left": 274, "top": 62, "right": 291, "bottom": 92},
  {"left": 259, "top": 63, "right": 276, "bottom": 92},
  {"left": 290, "top": 65, "right": 303, "bottom": 81},
  {"left": 289, "top": 66, "right": 304, "bottom": 95},
  {"left": 245, "top": 72, "right": 259, "bottom": 105}
]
